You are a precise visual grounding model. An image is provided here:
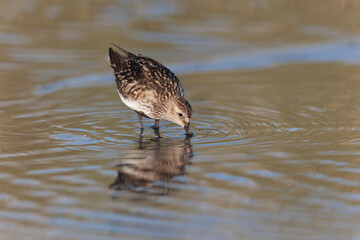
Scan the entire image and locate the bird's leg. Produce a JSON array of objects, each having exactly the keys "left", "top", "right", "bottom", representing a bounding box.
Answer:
[
  {"left": 139, "top": 128, "right": 144, "bottom": 137},
  {"left": 152, "top": 120, "right": 160, "bottom": 138},
  {"left": 138, "top": 113, "right": 144, "bottom": 130},
  {"left": 154, "top": 119, "right": 159, "bottom": 129},
  {"left": 154, "top": 127, "right": 160, "bottom": 138},
  {"left": 138, "top": 114, "right": 144, "bottom": 137}
]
